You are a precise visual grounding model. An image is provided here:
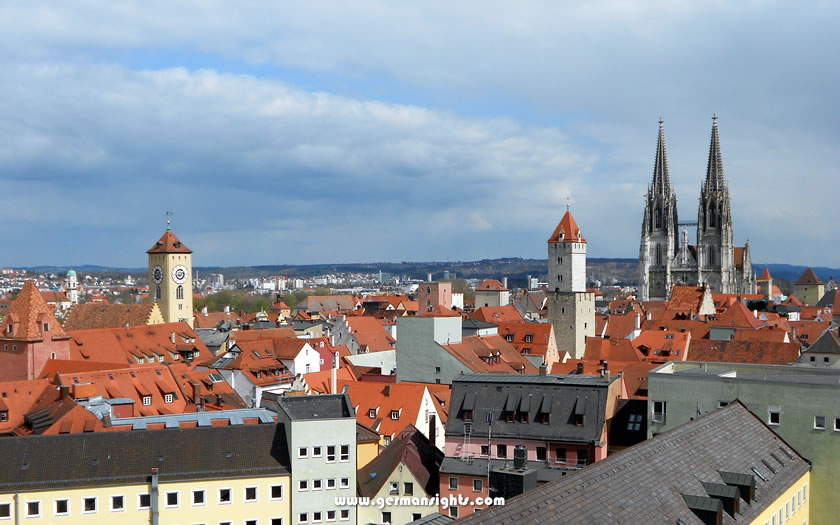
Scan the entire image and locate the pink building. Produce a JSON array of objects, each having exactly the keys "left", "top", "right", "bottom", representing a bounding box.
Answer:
[{"left": 418, "top": 282, "right": 452, "bottom": 312}]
